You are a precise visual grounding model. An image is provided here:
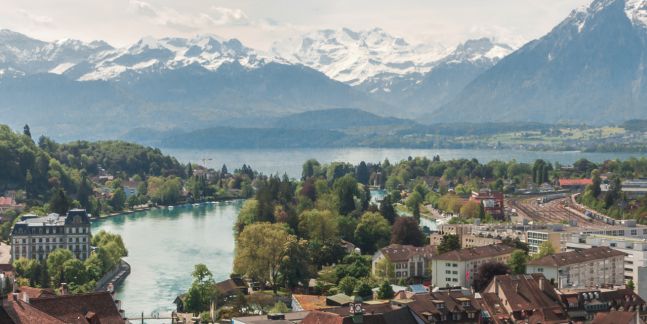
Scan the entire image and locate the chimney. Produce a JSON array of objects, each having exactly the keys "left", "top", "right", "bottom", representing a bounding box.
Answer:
[
  {"left": 539, "top": 277, "right": 545, "bottom": 292},
  {"left": 21, "top": 292, "right": 29, "bottom": 303},
  {"left": 60, "top": 283, "right": 69, "bottom": 296}
]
